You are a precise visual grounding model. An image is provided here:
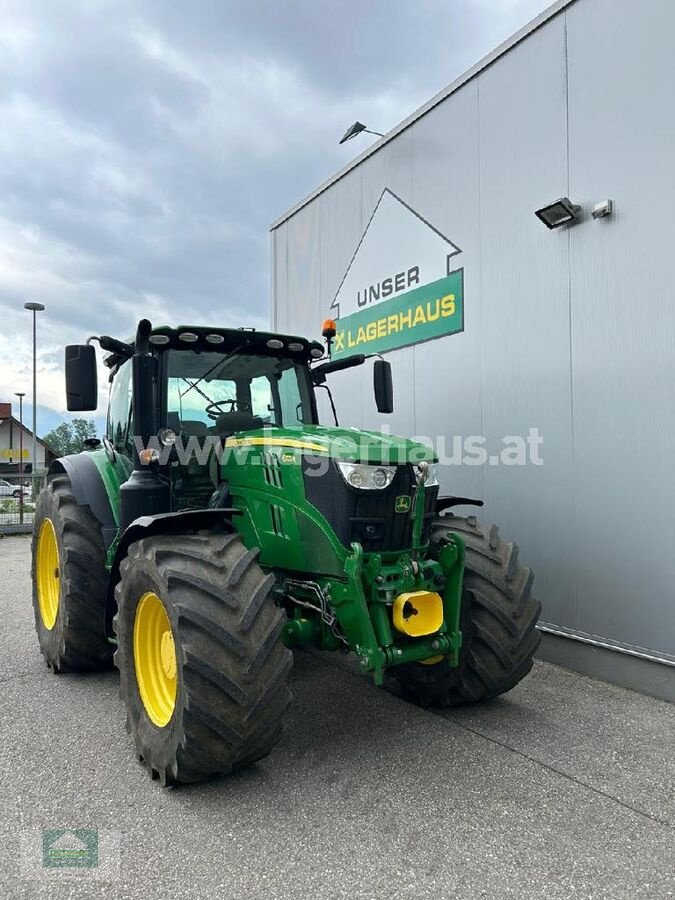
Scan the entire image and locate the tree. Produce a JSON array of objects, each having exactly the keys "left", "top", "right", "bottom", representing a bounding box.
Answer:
[{"left": 43, "top": 419, "right": 98, "bottom": 457}]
